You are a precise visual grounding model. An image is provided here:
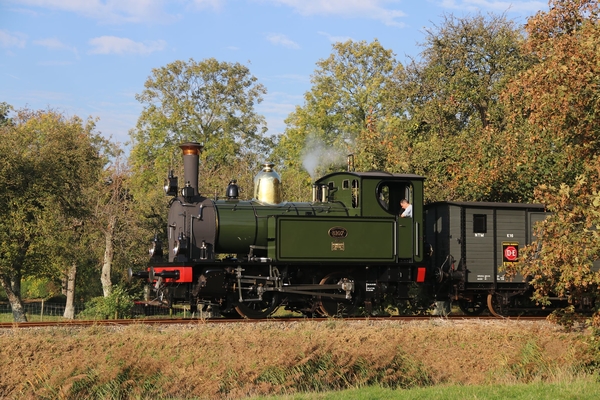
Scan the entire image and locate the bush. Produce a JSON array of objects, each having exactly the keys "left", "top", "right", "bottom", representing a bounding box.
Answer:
[
  {"left": 78, "top": 285, "right": 134, "bottom": 319},
  {"left": 21, "top": 277, "right": 61, "bottom": 299}
]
